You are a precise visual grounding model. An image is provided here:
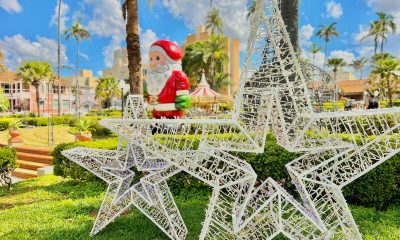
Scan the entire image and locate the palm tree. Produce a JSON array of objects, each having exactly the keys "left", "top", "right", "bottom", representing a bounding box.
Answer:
[
  {"left": 183, "top": 36, "right": 229, "bottom": 91},
  {"left": 350, "top": 57, "right": 368, "bottom": 79},
  {"left": 310, "top": 43, "right": 322, "bottom": 67},
  {"left": 65, "top": 19, "right": 90, "bottom": 117},
  {"left": 376, "top": 12, "right": 397, "bottom": 54},
  {"left": 205, "top": 8, "right": 224, "bottom": 35},
  {"left": 371, "top": 53, "right": 394, "bottom": 63},
  {"left": 327, "top": 58, "right": 346, "bottom": 102},
  {"left": 316, "top": 22, "right": 339, "bottom": 71},
  {"left": 361, "top": 21, "right": 382, "bottom": 55},
  {"left": 248, "top": 0, "right": 299, "bottom": 51},
  {"left": 120, "top": 0, "right": 153, "bottom": 95},
  {"left": 95, "top": 77, "right": 121, "bottom": 112},
  {"left": 371, "top": 59, "right": 400, "bottom": 107},
  {"left": 0, "top": 63, "right": 7, "bottom": 72},
  {"left": 17, "top": 62, "right": 53, "bottom": 117}
]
